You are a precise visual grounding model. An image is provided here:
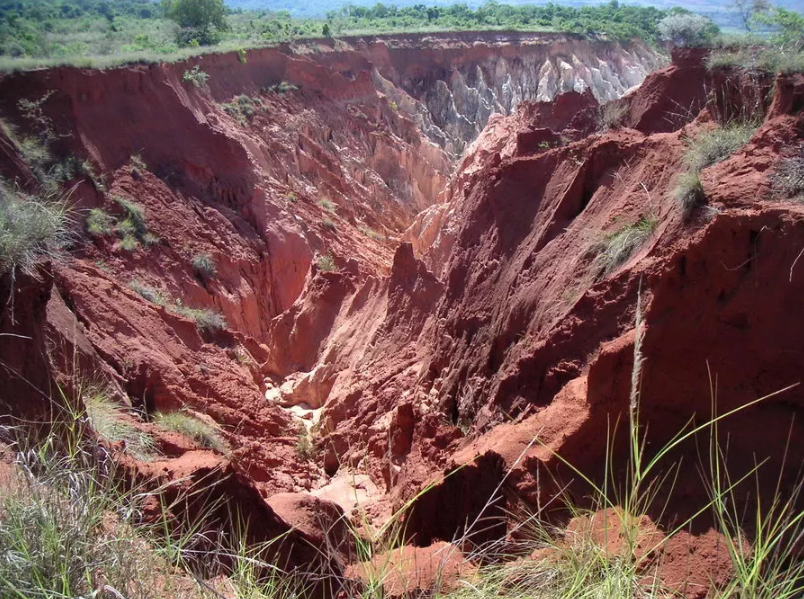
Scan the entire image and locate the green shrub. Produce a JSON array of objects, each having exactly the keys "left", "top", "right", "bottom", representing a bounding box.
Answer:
[
  {"left": 191, "top": 252, "right": 216, "bottom": 279},
  {"left": 593, "top": 216, "right": 657, "bottom": 276},
  {"left": 182, "top": 65, "right": 209, "bottom": 87},
  {"left": 770, "top": 149, "right": 804, "bottom": 200},
  {"left": 316, "top": 254, "right": 337, "bottom": 272},
  {"left": 0, "top": 183, "right": 71, "bottom": 276},
  {"left": 318, "top": 198, "right": 336, "bottom": 212},
  {"left": 673, "top": 171, "right": 706, "bottom": 218},
  {"left": 128, "top": 280, "right": 225, "bottom": 331},
  {"left": 321, "top": 218, "right": 337, "bottom": 232},
  {"left": 86, "top": 208, "right": 114, "bottom": 236},
  {"left": 684, "top": 123, "right": 758, "bottom": 172},
  {"left": 154, "top": 411, "right": 227, "bottom": 453},
  {"left": 221, "top": 94, "right": 261, "bottom": 124}
]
